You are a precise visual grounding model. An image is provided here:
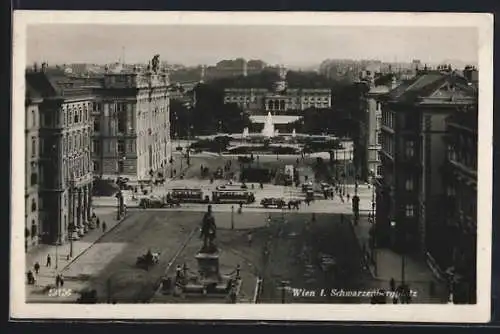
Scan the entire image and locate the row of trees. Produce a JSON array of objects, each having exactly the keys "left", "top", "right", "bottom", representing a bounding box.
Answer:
[{"left": 170, "top": 83, "right": 252, "bottom": 137}]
